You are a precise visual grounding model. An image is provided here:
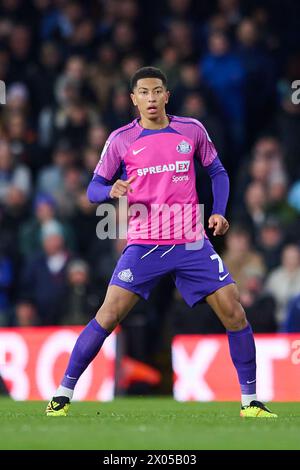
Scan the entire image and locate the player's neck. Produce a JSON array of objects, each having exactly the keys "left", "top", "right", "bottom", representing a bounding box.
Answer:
[{"left": 139, "top": 114, "right": 169, "bottom": 130}]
